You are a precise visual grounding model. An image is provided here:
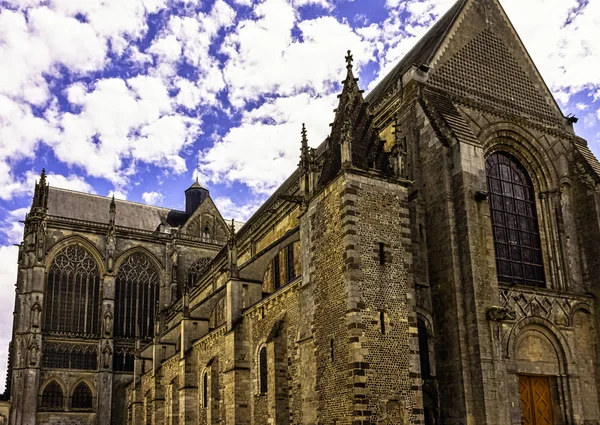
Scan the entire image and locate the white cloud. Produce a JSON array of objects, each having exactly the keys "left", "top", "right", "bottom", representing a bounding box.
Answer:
[
  {"left": 108, "top": 190, "right": 128, "bottom": 200},
  {"left": 142, "top": 191, "right": 164, "bottom": 205},
  {"left": 502, "top": 0, "right": 600, "bottom": 103},
  {"left": 0, "top": 170, "right": 95, "bottom": 201},
  {"left": 214, "top": 196, "right": 266, "bottom": 222},
  {"left": 199, "top": 92, "right": 337, "bottom": 194},
  {"left": 221, "top": 0, "right": 373, "bottom": 107}
]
